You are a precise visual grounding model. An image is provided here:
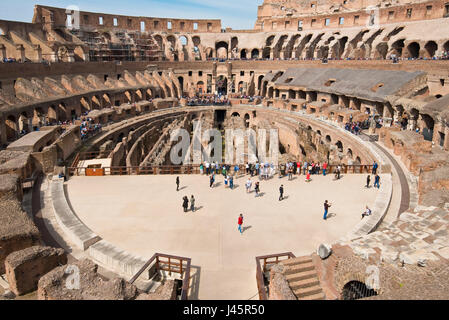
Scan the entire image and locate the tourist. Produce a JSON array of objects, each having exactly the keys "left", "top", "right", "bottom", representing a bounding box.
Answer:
[
  {"left": 362, "top": 206, "right": 372, "bottom": 219},
  {"left": 234, "top": 164, "right": 240, "bottom": 176},
  {"left": 323, "top": 162, "right": 328, "bottom": 176},
  {"left": 279, "top": 184, "right": 284, "bottom": 201},
  {"left": 245, "top": 163, "right": 250, "bottom": 174},
  {"left": 176, "top": 176, "right": 180, "bottom": 191},
  {"left": 238, "top": 214, "right": 244, "bottom": 234},
  {"left": 210, "top": 174, "right": 215, "bottom": 188},
  {"left": 305, "top": 172, "right": 311, "bottom": 182},
  {"left": 255, "top": 181, "right": 260, "bottom": 197},
  {"left": 296, "top": 160, "right": 301, "bottom": 175},
  {"left": 246, "top": 178, "right": 252, "bottom": 193},
  {"left": 323, "top": 200, "right": 332, "bottom": 220},
  {"left": 229, "top": 175, "right": 234, "bottom": 189},
  {"left": 224, "top": 175, "right": 229, "bottom": 187},
  {"left": 374, "top": 174, "right": 380, "bottom": 189},
  {"left": 288, "top": 165, "right": 293, "bottom": 180},
  {"left": 372, "top": 161, "right": 378, "bottom": 175},
  {"left": 205, "top": 161, "right": 210, "bottom": 175},
  {"left": 182, "top": 196, "right": 189, "bottom": 213},
  {"left": 303, "top": 161, "right": 308, "bottom": 175},
  {"left": 199, "top": 163, "right": 204, "bottom": 175},
  {"left": 366, "top": 175, "right": 371, "bottom": 188},
  {"left": 190, "top": 195, "right": 196, "bottom": 212}
]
